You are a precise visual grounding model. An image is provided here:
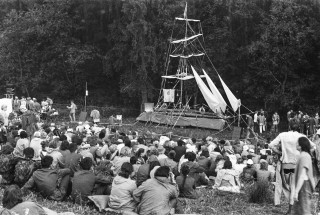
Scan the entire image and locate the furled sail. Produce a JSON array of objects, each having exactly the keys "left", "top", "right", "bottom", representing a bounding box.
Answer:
[
  {"left": 218, "top": 74, "right": 240, "bottom": 112},
  {"left": 202, "top": 69, "right": 227, "bottom": 113},
  {"left": 162, "top": 74, "right": 205, "bottom": 80},
  {"left": 191, "top": 66, "right": 220, "bottom": 113},
  {"left": 175, "top": 17, "right": 200, "bottom": 22},
  {"left": 170, "top": 53, "right": 204, "bottom": 58},
  {"left": 171, "top": 34, "right": 202, "bottom": 44}
]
